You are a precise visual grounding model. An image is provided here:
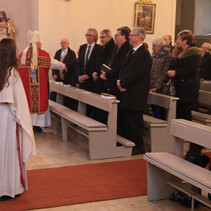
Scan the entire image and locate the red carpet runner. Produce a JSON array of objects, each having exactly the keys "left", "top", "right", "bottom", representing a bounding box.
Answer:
[{"left": 0, "top": 159, "right": 147, "bottom": 211}]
